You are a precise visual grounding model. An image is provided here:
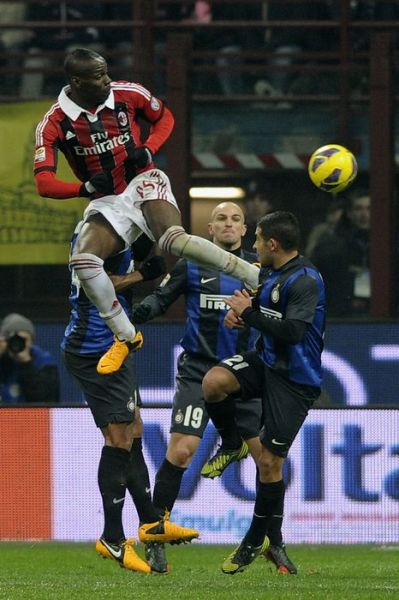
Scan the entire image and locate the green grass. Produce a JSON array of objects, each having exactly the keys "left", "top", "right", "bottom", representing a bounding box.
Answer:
[{"left": 0, "top": 543, "right": 398, "bottom": 600}]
